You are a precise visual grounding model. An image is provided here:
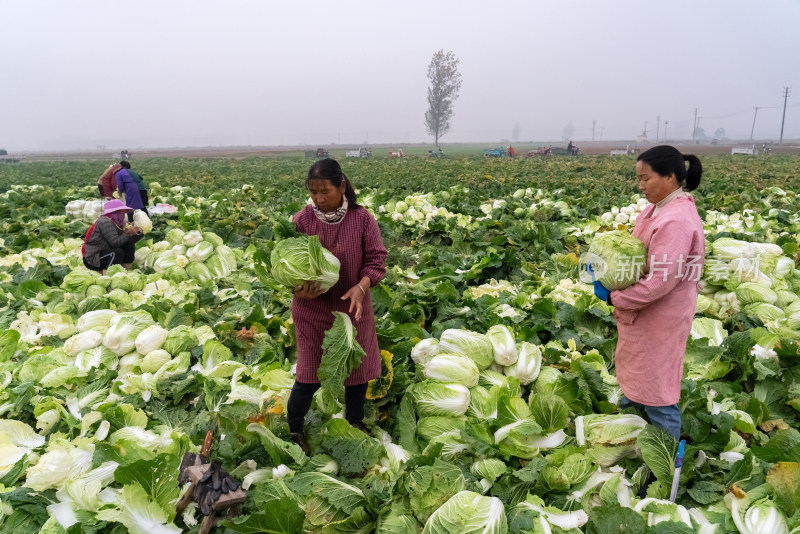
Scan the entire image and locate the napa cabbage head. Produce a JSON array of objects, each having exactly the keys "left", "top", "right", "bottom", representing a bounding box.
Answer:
[
  {"left": 504, "top": 342, "right": 542, "bottom": 385},
  {"left": 186, "top": 261, "right": 214, "bottom": 285},
  {"left": 102, "top": 311, "right": 156, "bottom": 355},
  {"left": 205, "top": 245, "right": 236, "bottom": 278},
  {"left": 585, "top": 230, "right": 647, "bottom": 291},
  {"left": 132, "top": 210, "right": 152, "bottom": 234},
  {"left": 134, "top": 324, "right": 168, "bottom": 355},
  {"left": 438, "top": 329, "right": 494, "bottom": 370},
  {"left": 270, "top": 235, "right": 340, "bottom": 290},
  {"left": 422, "top": 491, "right": 508, "bottom": 534},
  {"left": 162, "top": 326, "right": 198, "bottom": 355},
  {"left": 410, "top": 380, "right": 471, "bottom": 417},
  {"left": 486, "top": 324, "right": 518, "bottom": 366},
  {"left": 423, "top": 354, "right": 479, "bottom": 387},
  {"left": 690, "top": 318, "right": 728, "bottom": 346},
  {"left": 185, "top": 241, "right": 214, "bottom": 263},
  {"left": 575, "top": 413, "right": 648, "bottom": 466}
]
